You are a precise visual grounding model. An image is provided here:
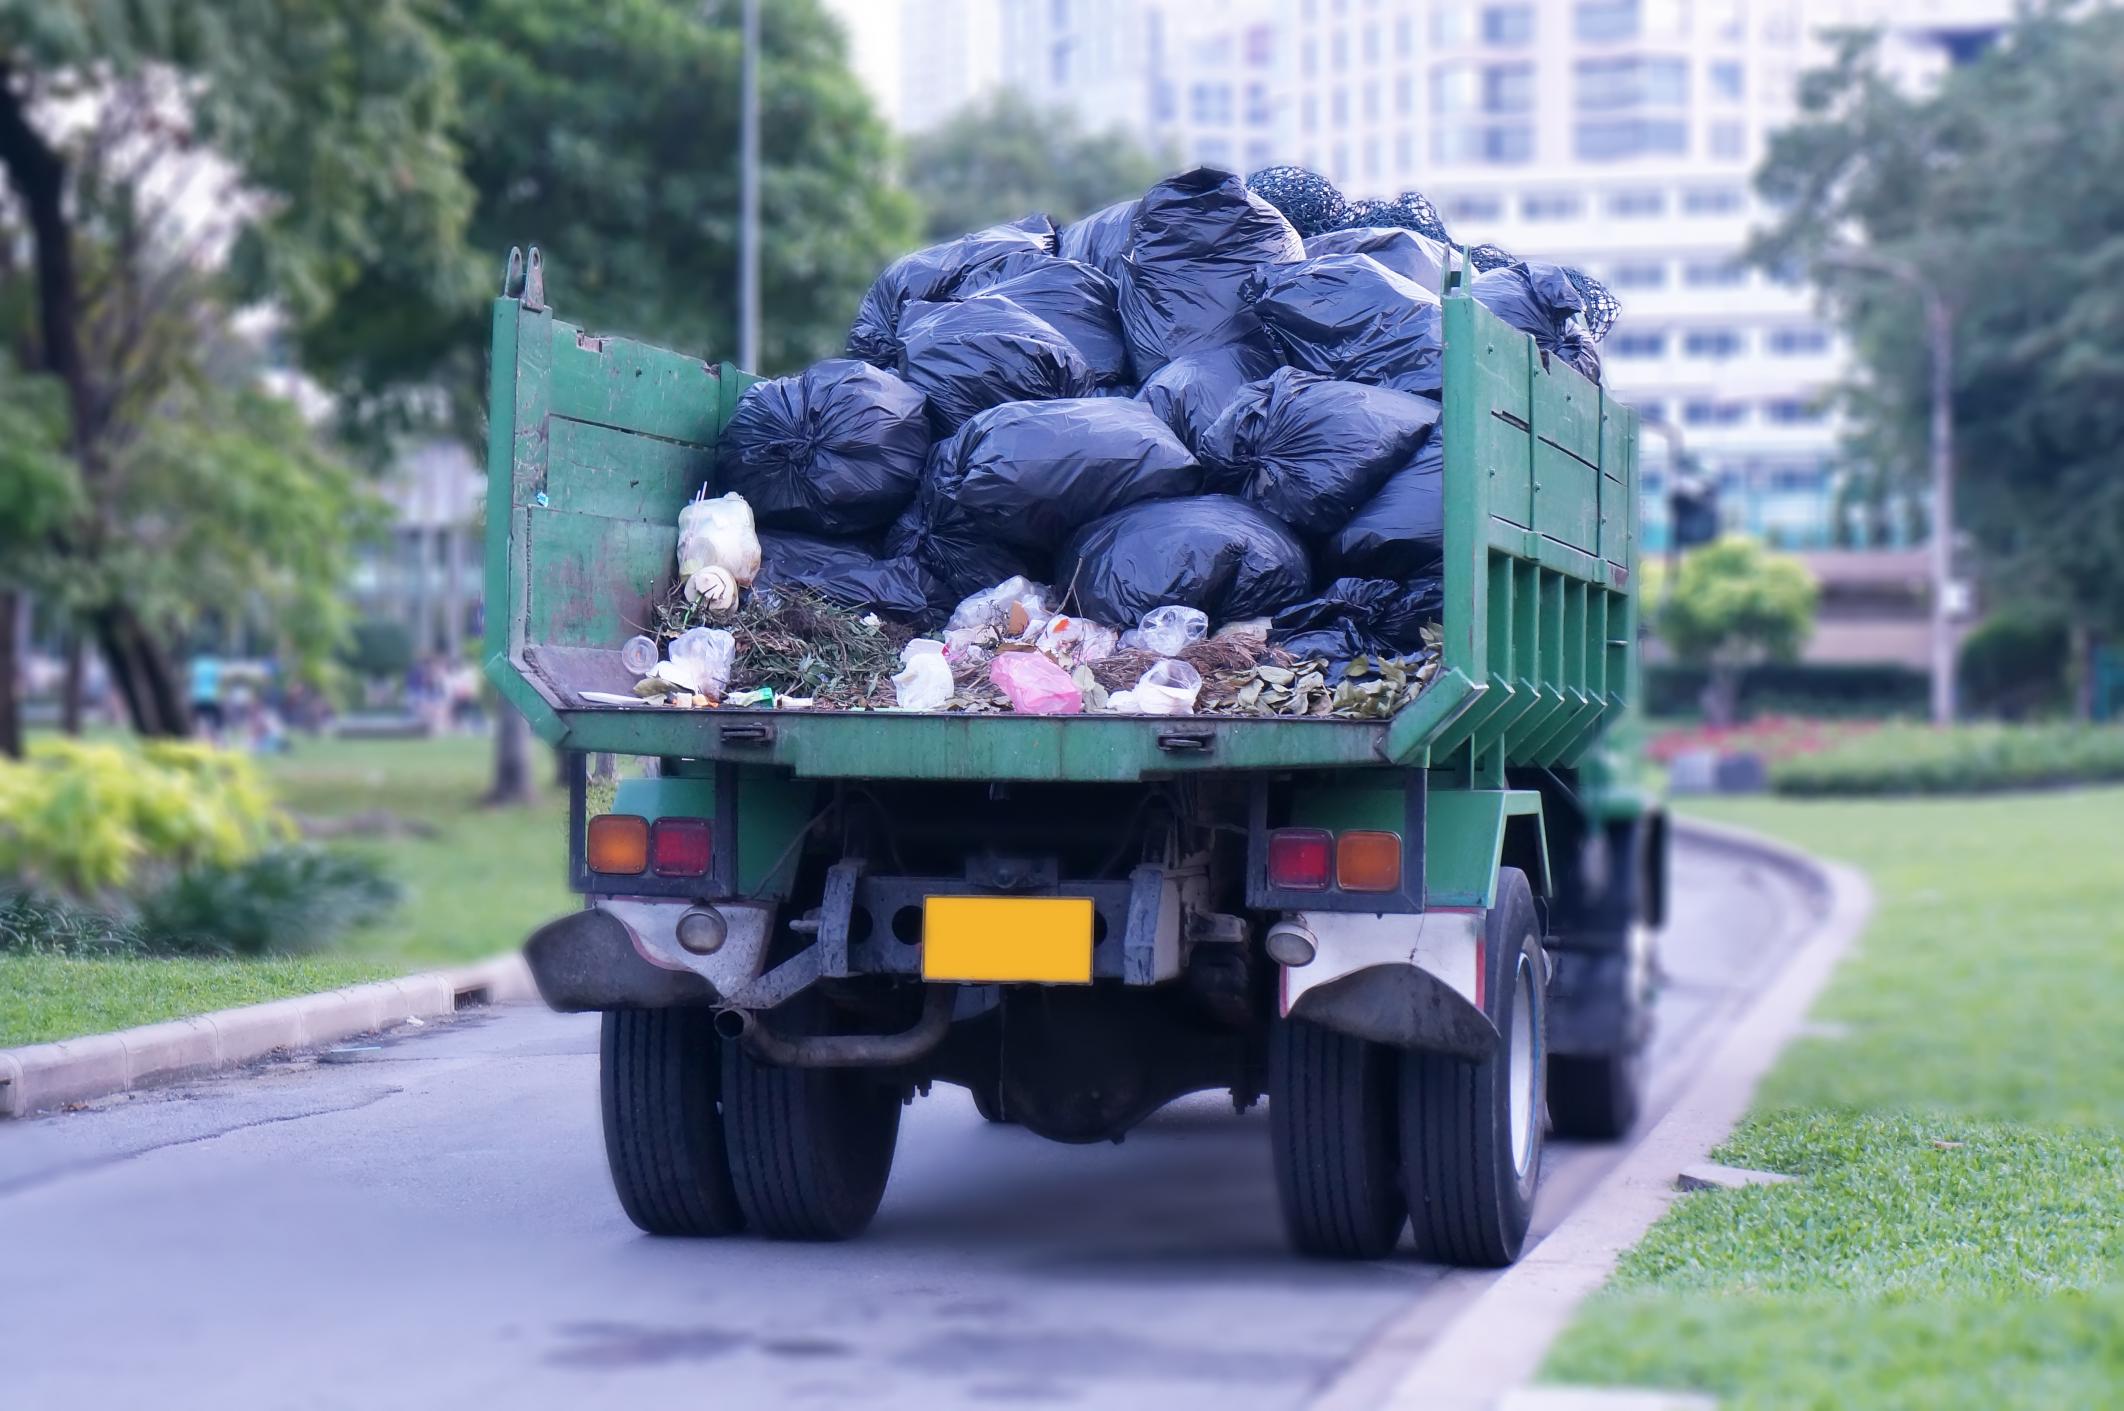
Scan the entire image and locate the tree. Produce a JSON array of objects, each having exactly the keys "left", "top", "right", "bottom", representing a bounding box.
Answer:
[
  {"left": 0, "top": 0, "right": 472, "bottom": 735},
  {"left": 1653, "top": 537, "right": 1818, "bottom": 727},
  {"left": 1751, "top": 6, "right": 2124, "bottom": 715},
  {"left": 903, "top": 92, "right": 1171, "bottom": 242},
  {"left": 0, "top": 357, "right": 80, "bottom": 756},
  {"left": 295, "top": 0, "right": 916, "bottom": 801}
]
